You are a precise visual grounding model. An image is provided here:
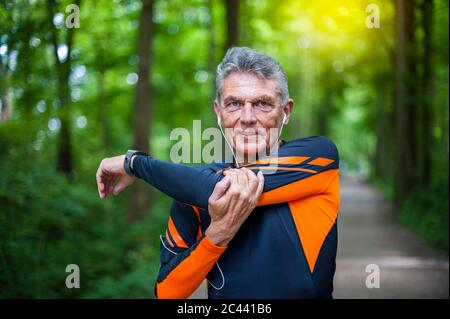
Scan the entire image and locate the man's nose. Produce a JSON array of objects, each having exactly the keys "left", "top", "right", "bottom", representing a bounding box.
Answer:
[{"left": 239, "top": 103, "right": 257, "bottom": 125}]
